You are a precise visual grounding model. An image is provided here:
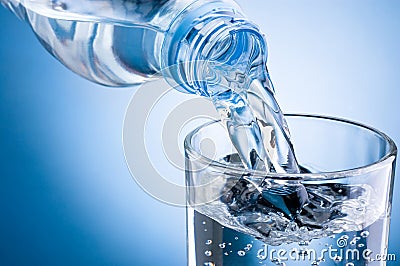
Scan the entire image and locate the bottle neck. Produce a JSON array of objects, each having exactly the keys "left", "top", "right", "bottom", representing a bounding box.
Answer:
[{"left": 161, "top": 0, "right": 269, "bottom": 96}]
